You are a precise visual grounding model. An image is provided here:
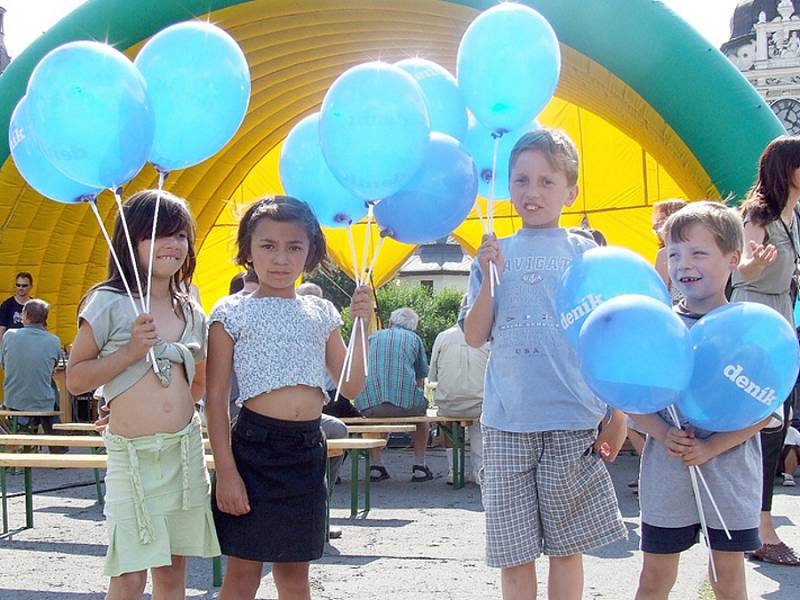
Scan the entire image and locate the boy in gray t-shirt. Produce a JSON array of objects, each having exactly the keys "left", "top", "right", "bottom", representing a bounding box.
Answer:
[
  {"left": 632, "top": 202, "right": 772, "bottom": 600},
  {"left": 461, "top": 129, "right": 627, "bottom": 599}
]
